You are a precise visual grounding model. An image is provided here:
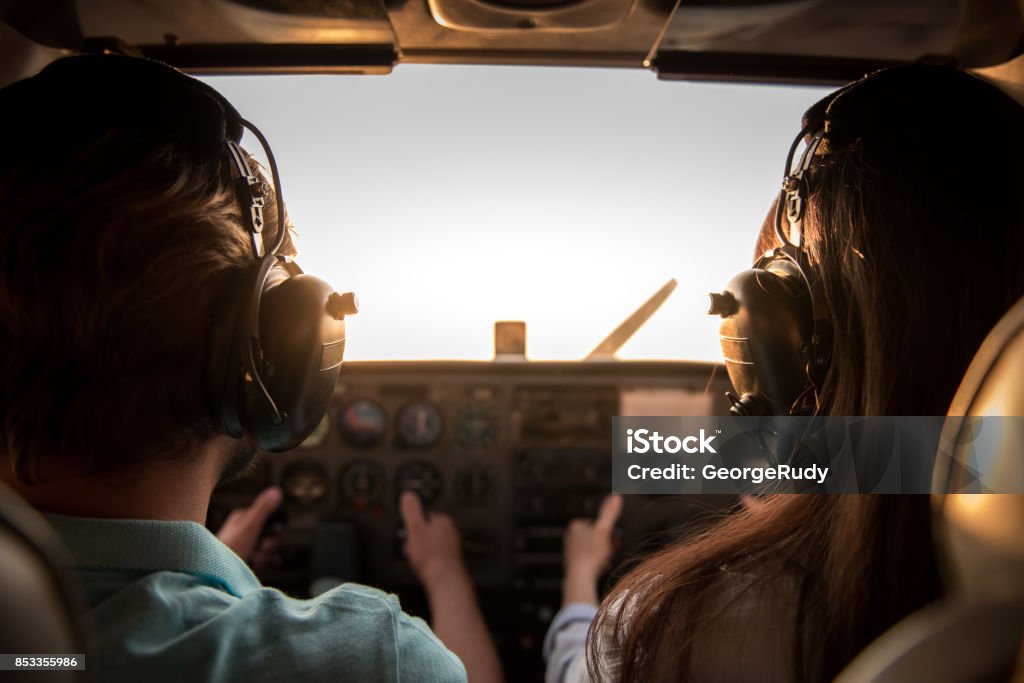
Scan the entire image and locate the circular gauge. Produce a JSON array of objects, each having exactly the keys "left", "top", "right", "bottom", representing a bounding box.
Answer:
[
  {"left": 396, "top": 402, "right": 443, "bottom": 449},
  {"left": 455, "top": 462, "right": 494, "bottom": 505},
  {"left": 455, "top": 406, "right": 499, "bottom": 448},
  {"left": 298, "top": 414, "right": 331, "bottom": 449},
  {"left": 338, "top": 460, "right": 386, "bottom": 508},
  {"left": 338, "top": 399, "right": 387, "bottom": 447},
  {"left": 394, "top": 460, "right": 444, "bottom": 507},
  {"left": 280, "top": 461, "right": 329, "bottom": 506}
]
